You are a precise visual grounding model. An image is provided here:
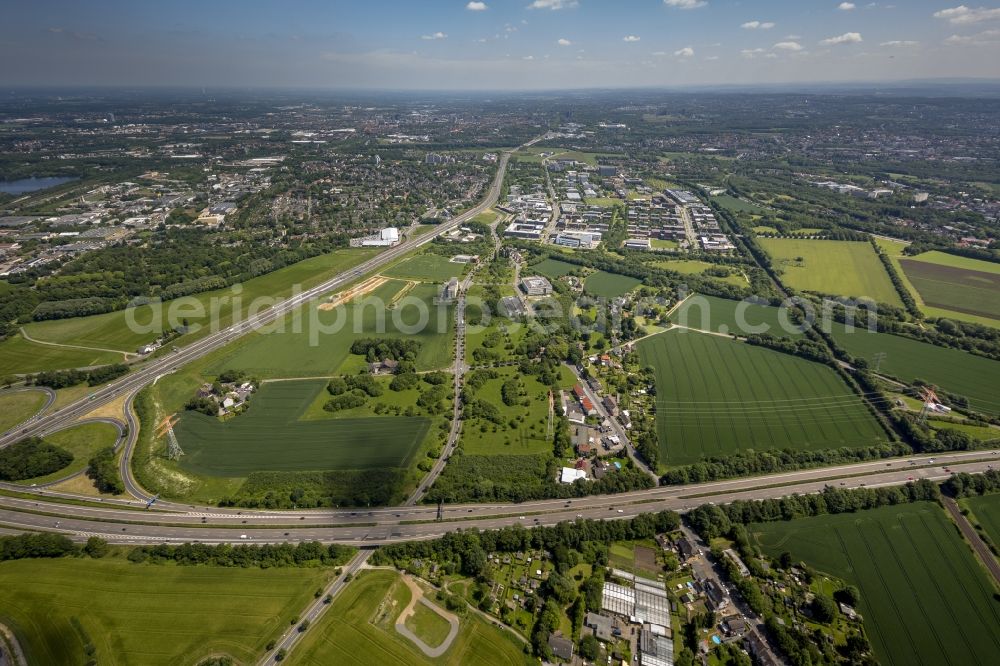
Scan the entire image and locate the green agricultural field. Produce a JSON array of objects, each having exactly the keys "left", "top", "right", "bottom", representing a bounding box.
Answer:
[
  {"left": 0, "top": 556, "right": 327, "bottom": 666},
  {"left": 383, "top": 253, "right": 464, "bottom": 282},
  {"left": 0, "top": 332, "right": 125, "bottom": 376},
  {"left": 828, "top": 326, "right": 1000, "bottom": 416},
  {"left": 876, "top": 240, "right": 1000, "bottom": 327},
  {"left": 711, "top": 194, "right": 765, "bottom": 214},
  {"left": 584, "top": 271, "right": 641, "bottom": 299},
  {"left": 898, "top": 255, "right": 1000, "bottom": 320},
  {"left": 637, "top": 330, "right": 885, "bottom": 466},
  {"left": 753, "top": 502, "right": 1000, "bottom": 666},
  {"left": 173, "top": 380, "right": 429, "bottom": 476},
  {"left": 202, "top": 280, "right": 454, "bottom": 379},
  {"left": 963, "top": 493, "right": 1000, "bottom": 548},
  {"left": 530, "top": 258, "right": 579, "bottom": 280},
  {"left": 461, "top": 366, "right": 572, "bottom": 456},
  {"left": 0, "top": 389, "right": 49, "bottom": 433},
  {"left": 13, "top": 421, "right": 120, "bottom": 485},
  {"left": 759, "top": 238, "right": 903, "bottom": 306},
  {"left": 289, "top": 570, "right": 530, "bottom": 666},
  {"left": 8, "top": 248, "right": 379, "bottom": 370},
  {"left": 671, "top": 294, "right": 806, "bottom": 339},
  {"left": 930, "top": 419, "right": 1000, "bottom": 441}
]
